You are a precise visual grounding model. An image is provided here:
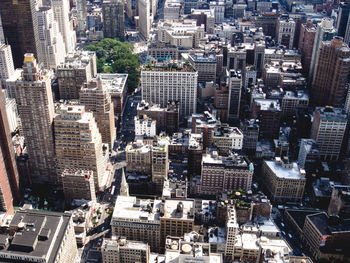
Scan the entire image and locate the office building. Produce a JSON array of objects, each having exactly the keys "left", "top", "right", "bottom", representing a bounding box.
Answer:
[
  {"left": 15, "top": 54, "right": 56, "bottom": 184},
  {"left": 111, "top": 196, "right": 162, "bottom": 251},
  {"left": 188, "top": 53, "right": 217, "bottom": 84},
  {"left": 309, "top": 18, "right": 337, "bottom": 82},
  {"left": 57, "top": 50, "right": 97, "bottom": 99},
  {"left": 135, "top": 115, "right": 157, "bottom": 137},
  {"left": 0, "top": 14, "right": 4, "bottom": 44},
  {"left": 36, "top": 6, "right": 66, "bottom": 69},
  {"left": 209, "top": 1, "right": 225, "bottom": 23},
  {"left": 148, "top": 42, "right": 179, "bottom": 60},
  {"left": 99, "top": 73, "right": 128, "bottom": 116},
  {"left": 281, "top": 90, "right": 309, "bottom": 117},
  {"left": 62, "top": 169, "right": 96, "bottom": 205},
  {"left": 54, "top": 104, "right": 109, "bottom": 190},
  {"left": 126, "top": 141, "right": 152, "bottom": 174},
  {"left": 262, "top": 158, "right": 306, "bottom": 203},
  {"left": 227, "top": 70, "right": 242, "bottom": 122},
  {"left": 51, "top": 0, "right": 76, "bottom": 53},
  {"left": 141, "top": 62, "right": 198, "bottom": 118},
  {"left": 311, "top": 37, "right": 350, "bottom": 107},
  {"left": 200, "top": 151, "right": 254, "bottom": 196},
  {"left": 190, "top": 9, "right": 215, "bottom": 34},
  {"left": 0, "top": 0, "right": 40, "bottom": 68},
  {"left": 164, "top": 0, "right": 183, "bottom": 20},
  {"left": 297, "top": 139, "right": 320, "bottom": 172},
  {"left": 213, "top": 83, "right": 229, "bottom": 122},
  {"left": 138, "top": 0, "right": 151, "bottom": 39},
  {"left": 137, "top": 101, "right": 179, "bottom": 135},
  {"left": 252, "top": 99, "right": 281, "bottom": 140},
  {"left": 76, "top": 0, "right": 87, "bottom": 35},
  {"left": 0, "top": 44, "right": 15, "bottom": 89},
  {"left": 152, "top": 139, "right": 169, "bottom": 192},
  {"left": 310, "top": 107, "right": 347, "bottom": 161},
  {"left": 337, "top": 2, "right": 350, "bottom": 41},
  {"left": 80, "top": 78, "right": 116, "bottom": 147},
  {"left": 224, "top": 204, "right": 239, "bottom": 259},
  {"left": 0, "top": 209, "right": 78, "bottom": 263},
  {"left": 102, "top": 0, "right": 125, "bottom": 40},
  {"left": 159, "top": 199, "right": 195, "bottom": 247},
  {"left": 102, "top": 237, "right": 150, "bottom": 263},
  {"left": 298, "top": 21, "right": 316, "bottom": 76},
  {"left": 276, "top": 17, "right": 295, "bottom": 49},
  {"left": 240, "top": 119, "right": 259, "bottom": 155}
]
